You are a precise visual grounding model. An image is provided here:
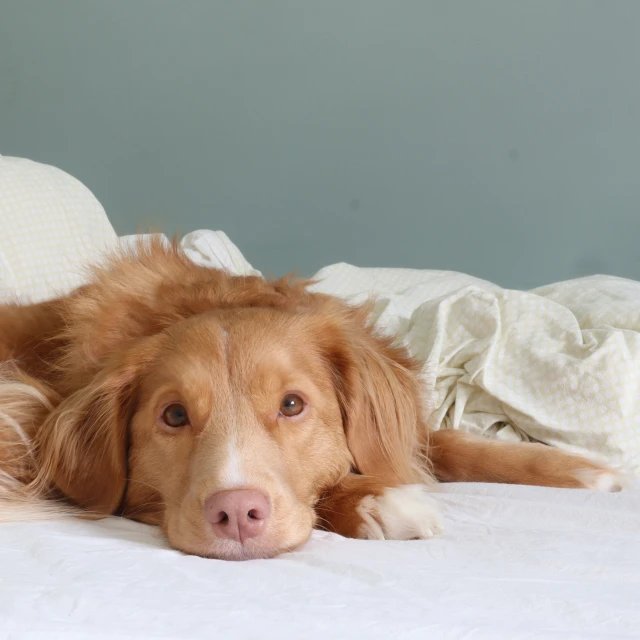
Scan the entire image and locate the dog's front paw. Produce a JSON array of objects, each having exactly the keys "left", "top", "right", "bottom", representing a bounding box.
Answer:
[{"left": 356, "top": 484, "right": 443, "bottom": 540}]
